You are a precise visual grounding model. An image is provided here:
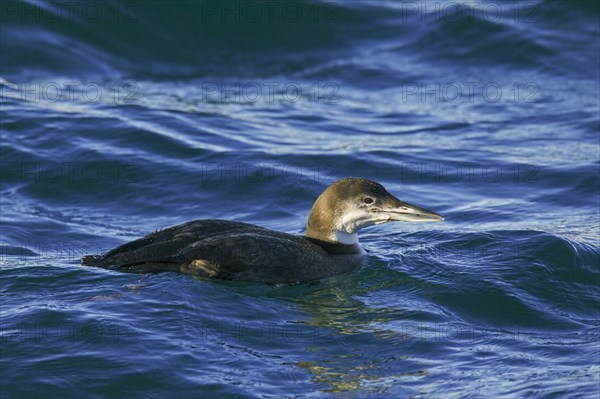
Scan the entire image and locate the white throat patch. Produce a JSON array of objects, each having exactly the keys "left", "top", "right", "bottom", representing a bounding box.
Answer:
[
  {"left": 335, "top": 231, "right": 359, "bottom": 245},
  {"left": 334, "top": 231, "right": 366, "bottom": 255},
  {"left": 337, "top": 208, "right": 385, "bottom": 234}
]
